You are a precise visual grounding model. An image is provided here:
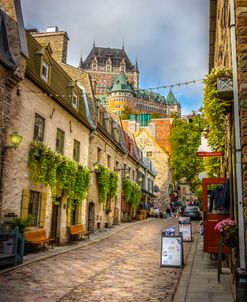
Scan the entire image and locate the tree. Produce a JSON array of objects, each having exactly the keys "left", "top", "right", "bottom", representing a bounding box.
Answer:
[{"left": 169, "top": 112, "right": 206, "bottom": 193}]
